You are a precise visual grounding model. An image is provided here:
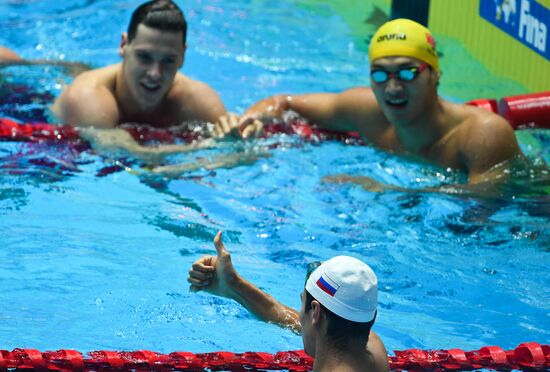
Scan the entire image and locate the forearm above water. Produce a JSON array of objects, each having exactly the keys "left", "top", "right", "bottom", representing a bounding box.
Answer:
[{"left": 229, "top": 275, "right": 300, "bottom": 332}]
